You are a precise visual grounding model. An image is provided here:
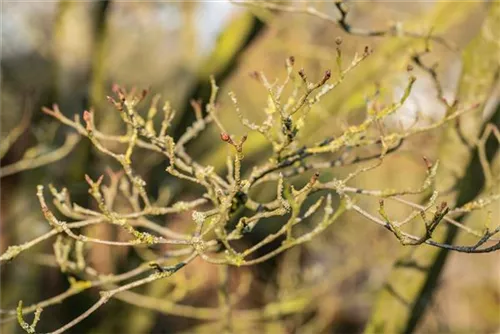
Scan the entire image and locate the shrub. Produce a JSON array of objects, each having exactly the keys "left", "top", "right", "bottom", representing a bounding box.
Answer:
[{"left": 1, "top": 2, "right": 499, "bottom": 333}]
